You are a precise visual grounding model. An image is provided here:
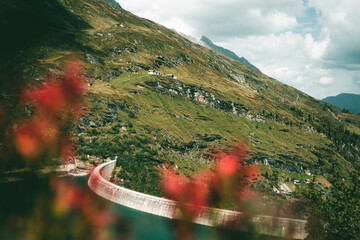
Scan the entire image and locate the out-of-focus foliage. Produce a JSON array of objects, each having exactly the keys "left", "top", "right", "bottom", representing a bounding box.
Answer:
[
  {"left": 304, "top": 173, "right": 360, "bottom": 240},
  {"left": 0, "top": 58, "right": 86, "bottom": 169},
  {"left": 162, "top": 144, "right": 267, "bottom": 239},
  {"left": 0, "top": 60, "right": 131, "bottom": 240},
  {"left": 0, "top": 176, "right": 132, "bottom": 240}
]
